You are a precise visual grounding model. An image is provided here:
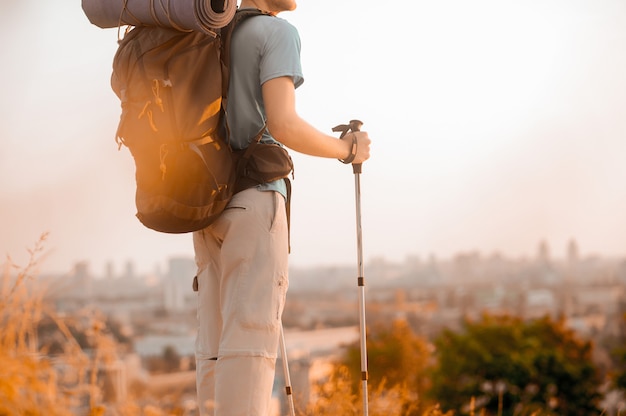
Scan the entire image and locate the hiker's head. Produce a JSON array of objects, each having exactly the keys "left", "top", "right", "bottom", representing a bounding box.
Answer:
[{"left": 240, "top": 0, "right": 296, "bottom": 14}]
